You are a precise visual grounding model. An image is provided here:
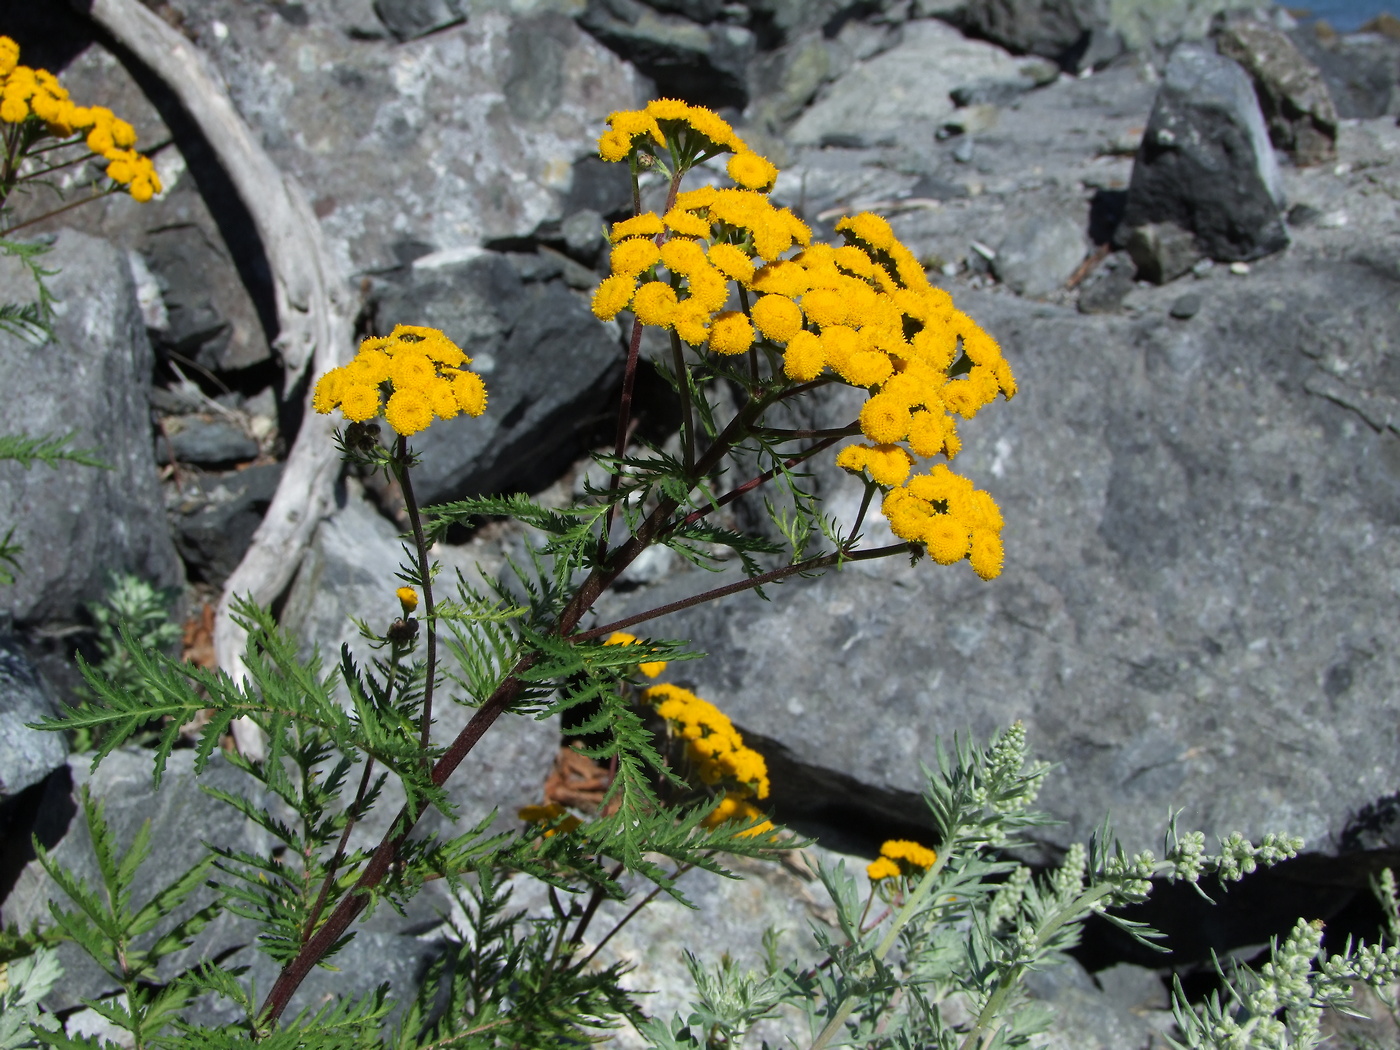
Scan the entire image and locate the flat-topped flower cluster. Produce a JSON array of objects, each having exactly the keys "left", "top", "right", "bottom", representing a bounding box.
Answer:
[
  {"left": 312, "top": 323, "right": 488, "bottom": 437},
  {"left": 592, "top": 98, "right": 1015, "bottom": 579},
  {"left": 0, "top": 36, "right": 161, "bottom": 202}
]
